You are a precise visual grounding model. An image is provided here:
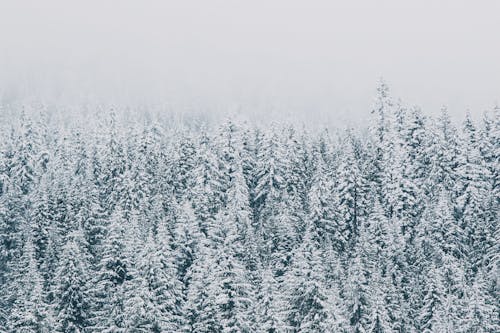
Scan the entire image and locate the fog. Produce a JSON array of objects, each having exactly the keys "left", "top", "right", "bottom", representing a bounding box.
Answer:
[{"left": 1, "top": 0, "right": 499, "bottom": 123}]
